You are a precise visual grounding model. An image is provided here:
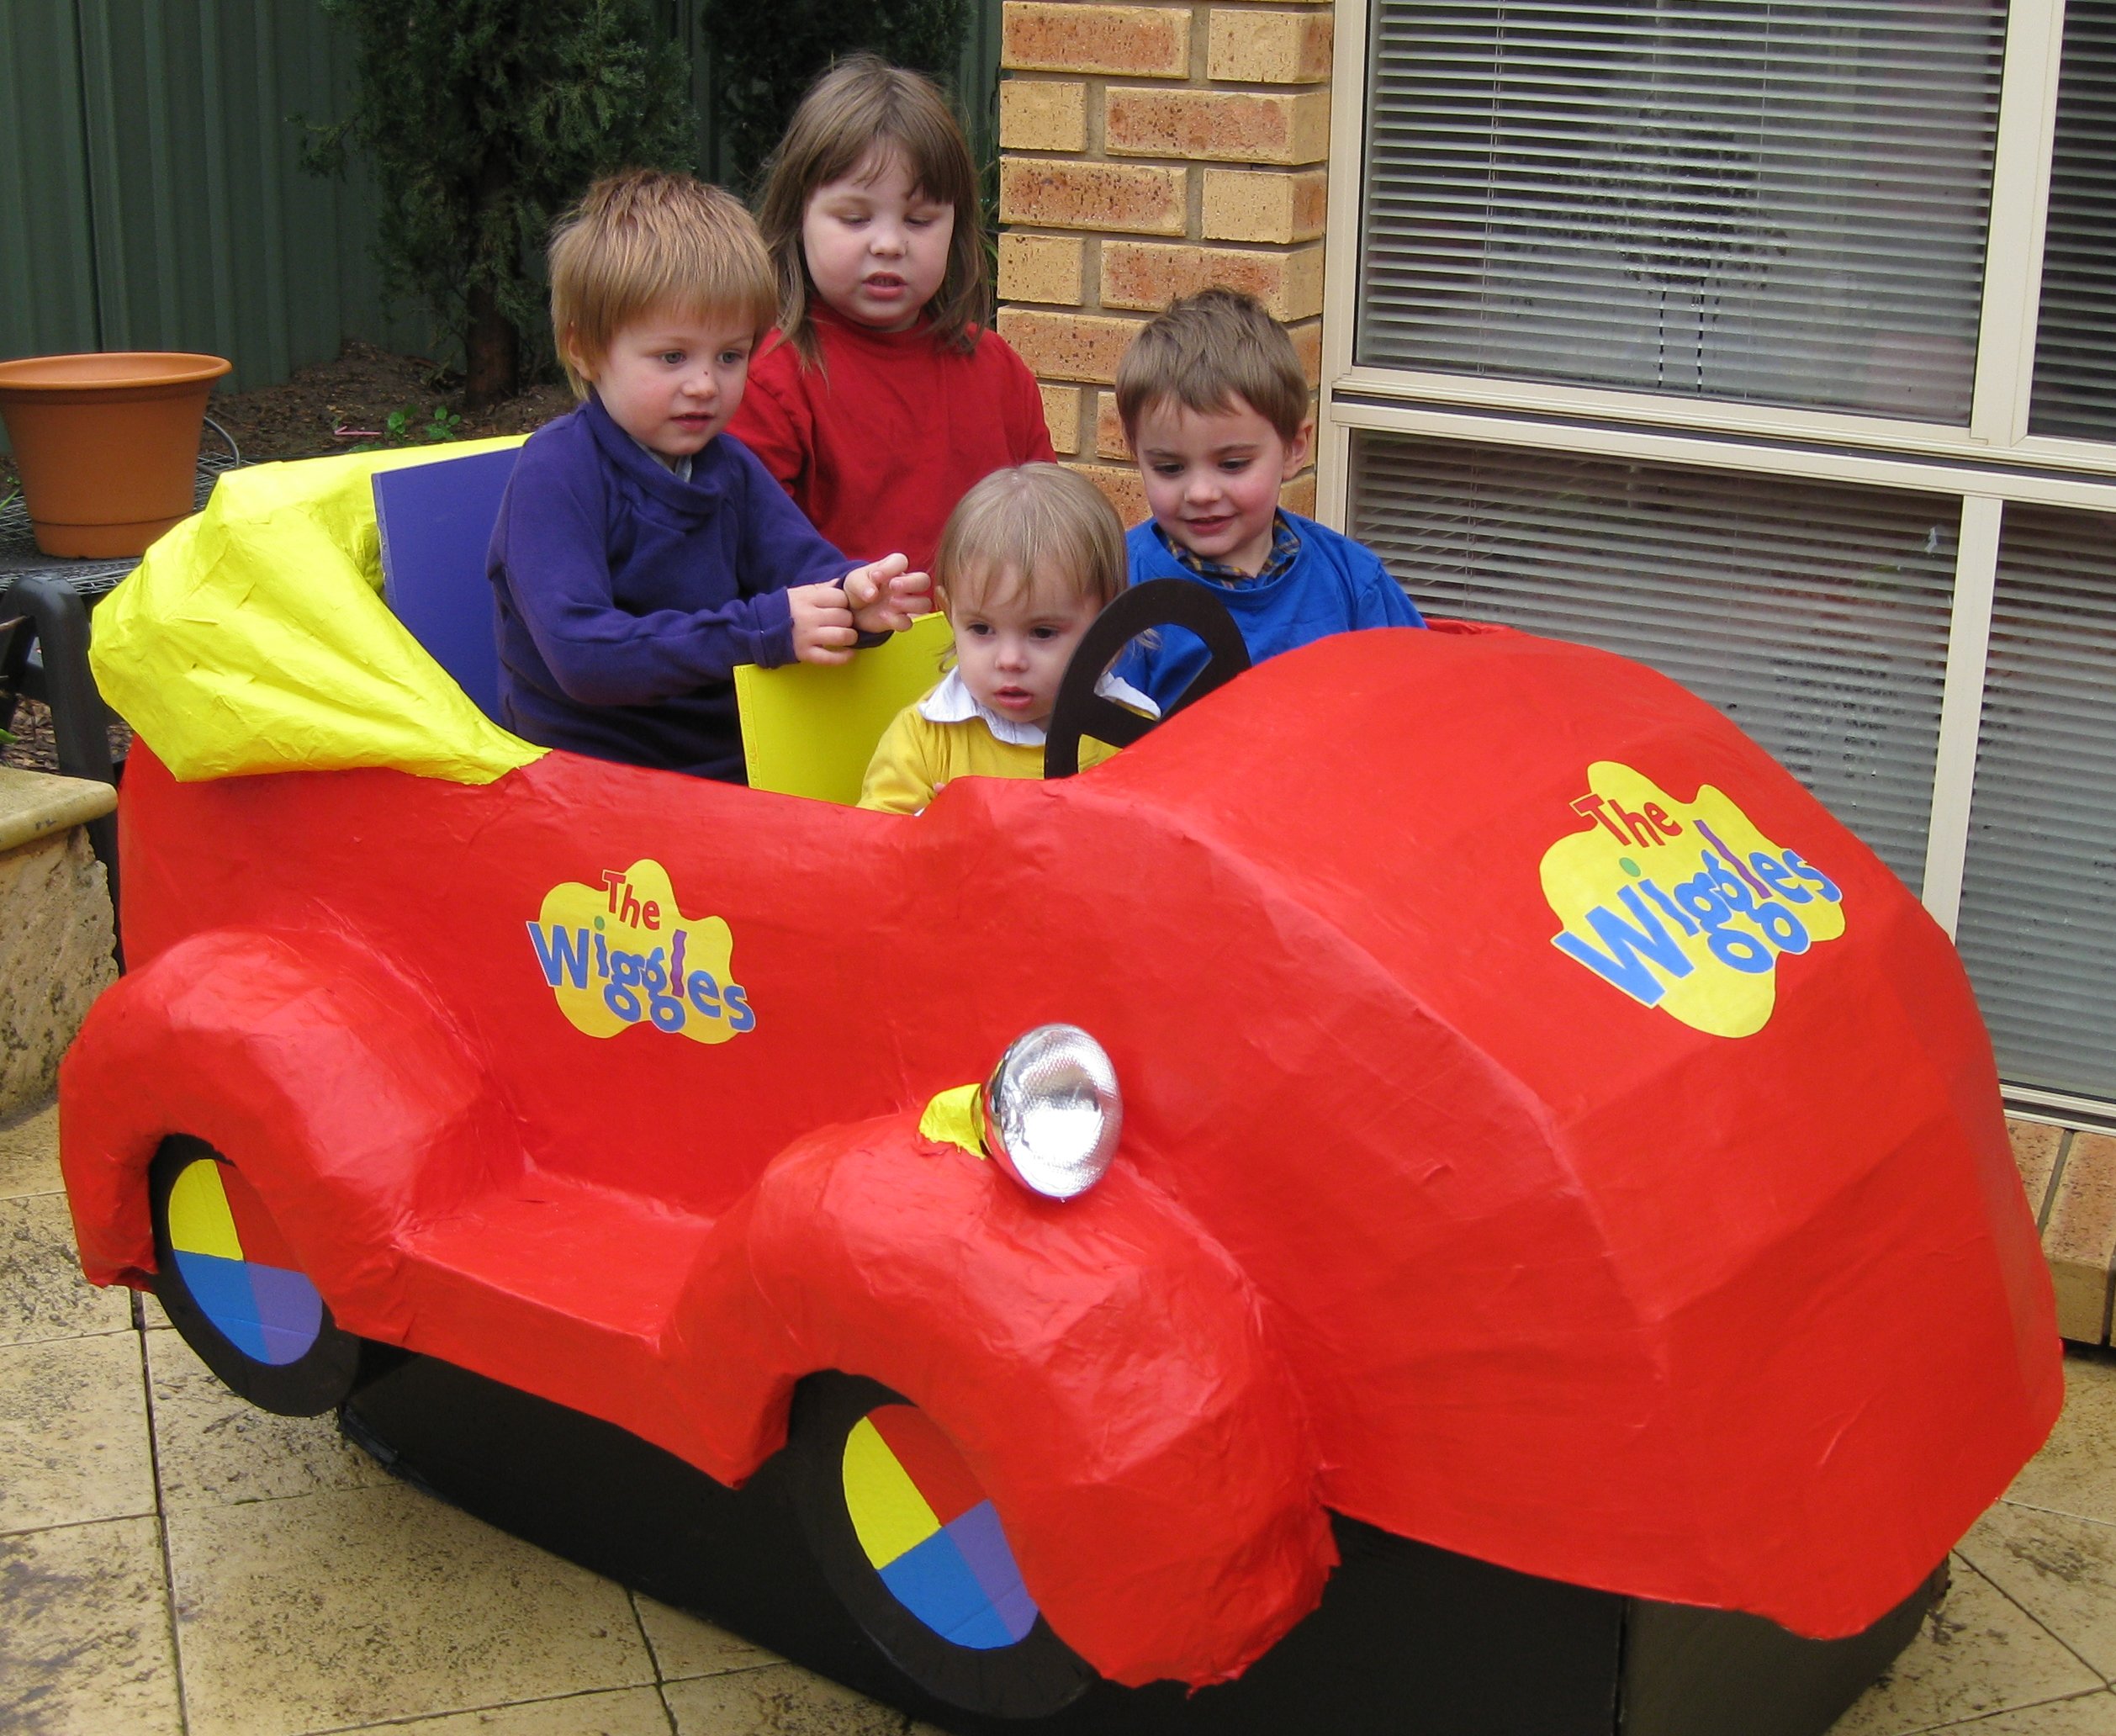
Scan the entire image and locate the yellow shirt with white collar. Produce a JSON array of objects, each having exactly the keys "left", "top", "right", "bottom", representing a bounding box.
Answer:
[{"left": 857, "top": 668, "right": 1157, "bottom": 814}]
